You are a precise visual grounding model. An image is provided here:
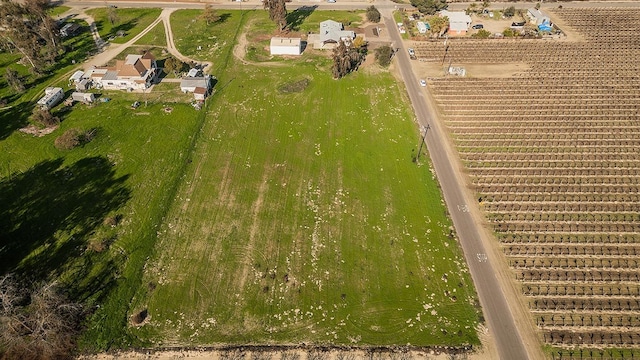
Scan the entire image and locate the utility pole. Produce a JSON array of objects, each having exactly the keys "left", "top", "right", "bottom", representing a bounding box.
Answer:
[{"left": 416, "top": 124, "right": 430, "bottom": 162}]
